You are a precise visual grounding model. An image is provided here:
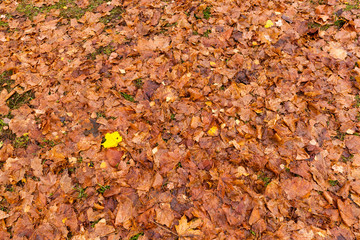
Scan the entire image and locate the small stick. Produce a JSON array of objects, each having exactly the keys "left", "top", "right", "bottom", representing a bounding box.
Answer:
[{"left": 151, "top": 220, "right": 179, "bottom": 237}]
